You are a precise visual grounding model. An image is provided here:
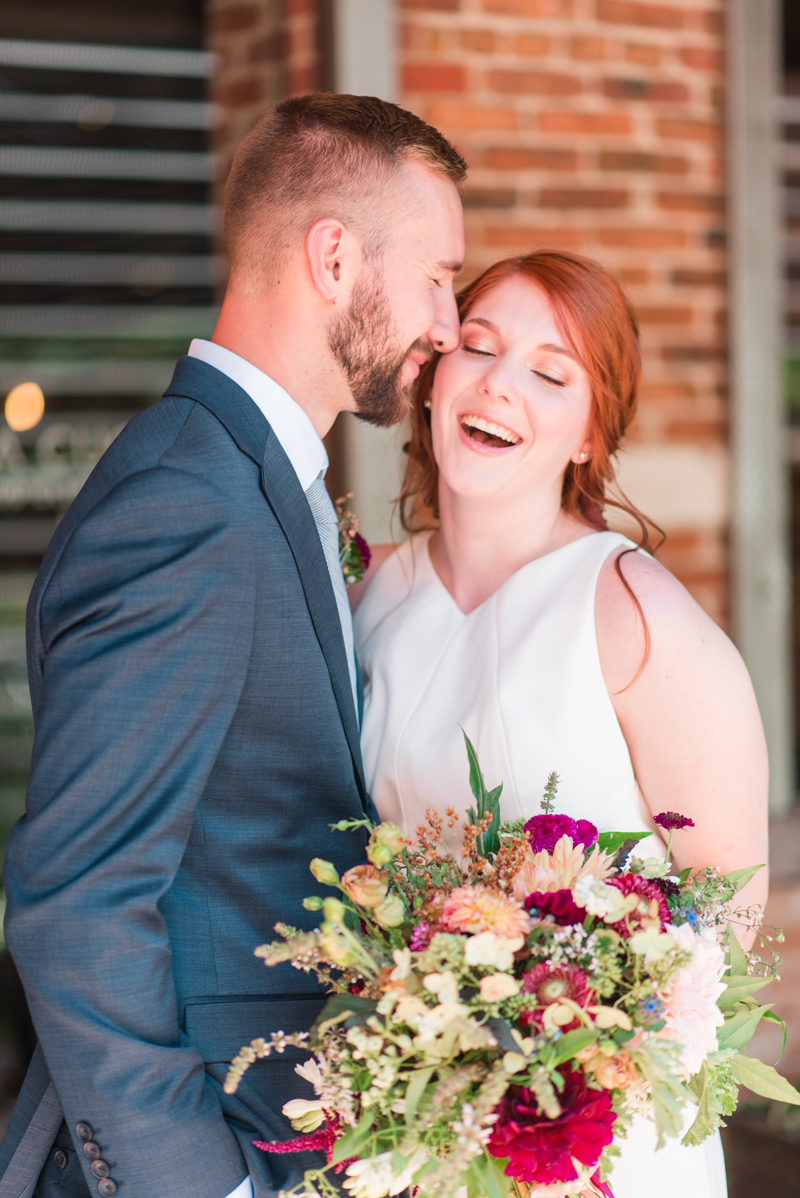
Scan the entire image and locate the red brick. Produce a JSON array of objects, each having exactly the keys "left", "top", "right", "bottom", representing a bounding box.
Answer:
[
  {"left": 515, "top": 34, "right": 551, "bottom": 56},
  {"left": 540, "top": 111, "right": 631, "bottom": 135},
  {"left": 481, "top": 0, "right": 575, "bottom": 13},
  {"left": 461, "top": 30, "right": 496, "bottom": 54},
  {"left": 249, "top": 33, "right": 281, "bottom": 63},
  {"left": 485, "top": 146, "right": 578, "bottom": 170},
  {"left": 286, "top": 66, "right": 317, "bottom": 95},
  {"left": 598, "top": 227, "right": 686, "bottom": 247},
  {"left": 666, "top": 421, "right": 726, "bottom": 442},
  {"left": 662, "top": 343, "right": 725, "bottom": 361},
  {"left": 403, "top": 64, "right": 466, "bottom": 92},
  {"left": 635, "top": 305, "right": 693, "bottom": 323},
  {"left": 427, "top": 104, "right": 517, "bottom": 131},
  {"left": 597, "top": 1, "right": 687, "bottom": 28},
  {"left": 540, "top": 187, "right": 629, "bottom": 208},
  {"left": 603, "top": 77, "right": 689, "bottom": 102},
  {"left": 209, "top": 4, "right": 260, "bottom": 34},
  {"left": 657, "top": 191, "right": 724, "bottom": 213},
  {"left": 640, "top": 383, "right": 696, "bottom": 401},
  {"left": 680, "top": 46, "right": 722, "bottom": 71},
  {"left": 484, "top": 226, "right": 581, "bottom": 248},
  {"left": 671, "top": 268, "right": 725, "bottom": 286},
  {"left": 626, "top": 44, "right": 661, "bottom": 68},
  {"left": 599, "top": 150, "right": 687, "bottom": 172},
  {"left": 572, "top": 37, "right": 607, "bottom": 60},
  {"left": 488, "top": 71, "right": 581, "bottom": 96},
  {"left": 214, "top": 76, "right": 263, "bottom": 107},
  {"left": 401, "top": 25, "right": 441, "bottom": 53},
  {"left": 283, "top": 0, "right": 314, "bottom": 13},
  {"left": 464, "top": 188, "right": 517, "bottom": 208},
  {"left": 401, "top": 0, "right": 459, "bottom": 8},
  {"left": 657, "top": 119, "right": 720, "bottom": 140},
  {"left": 616, "top": 267, "right": 650, "bottom": 284}
]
